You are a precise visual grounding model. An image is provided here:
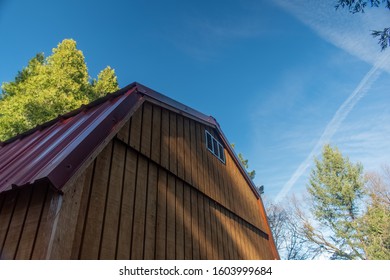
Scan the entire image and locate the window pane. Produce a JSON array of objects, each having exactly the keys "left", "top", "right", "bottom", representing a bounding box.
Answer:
[
  {"left": 218, "top": 143, "right": 225, "bottom": 162},
  {"left": 206, "top": 132, "right": 213, "bottom": 151},
  {"left": 212, "top": 139, "right": 219, "bottom": 157},
  {"left": 205, "top": 130, "right": 225, "bottom": 164}
]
